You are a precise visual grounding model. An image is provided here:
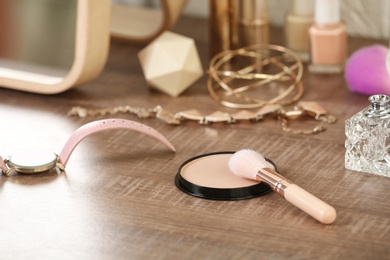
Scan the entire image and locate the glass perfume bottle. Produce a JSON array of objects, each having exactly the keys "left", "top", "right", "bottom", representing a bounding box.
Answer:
[{"left": 345, "top": 95, "right": 390, "bottom": 176}]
